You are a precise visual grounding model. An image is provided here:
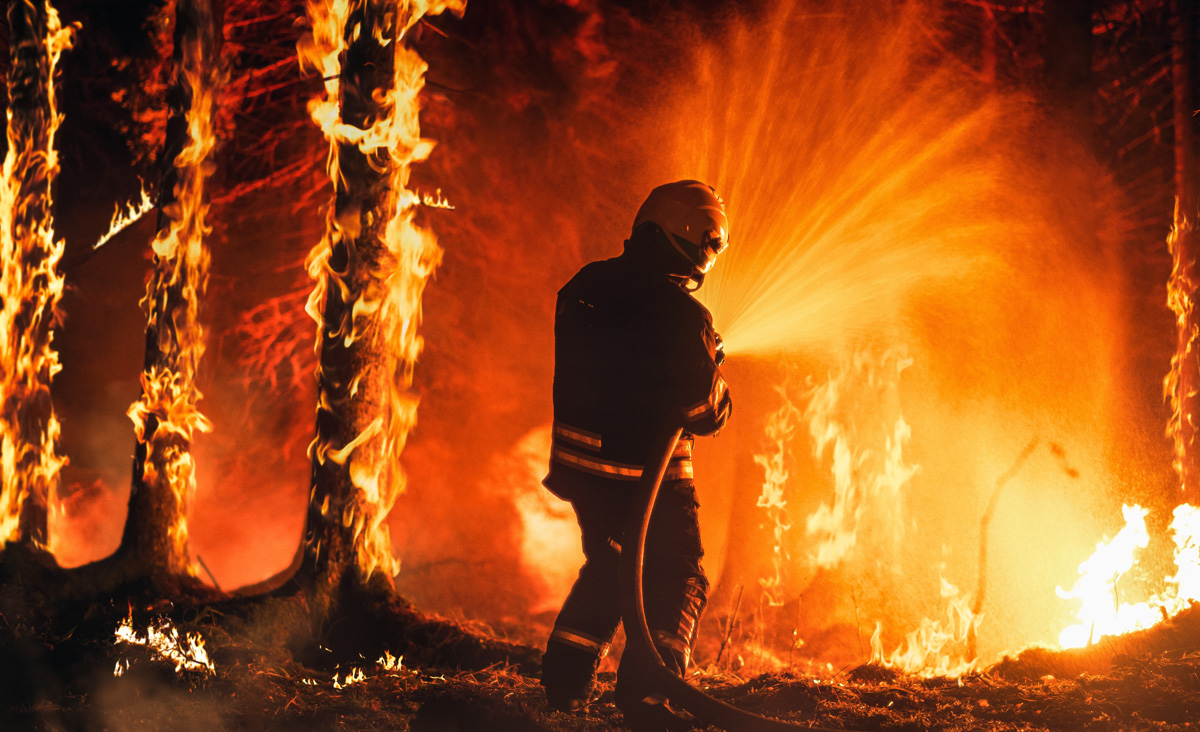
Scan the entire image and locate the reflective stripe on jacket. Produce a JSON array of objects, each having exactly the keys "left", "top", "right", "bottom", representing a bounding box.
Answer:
[{"left": 545, "top": 244, "right": 731, "bottom": 494}]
